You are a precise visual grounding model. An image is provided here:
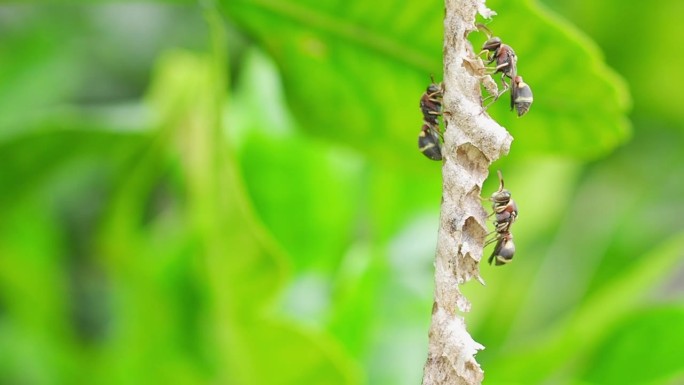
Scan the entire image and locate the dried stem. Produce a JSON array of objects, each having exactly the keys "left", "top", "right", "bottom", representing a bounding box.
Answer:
[{"left": 421, "top": 0, "right": 512, "bottom": 384}]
